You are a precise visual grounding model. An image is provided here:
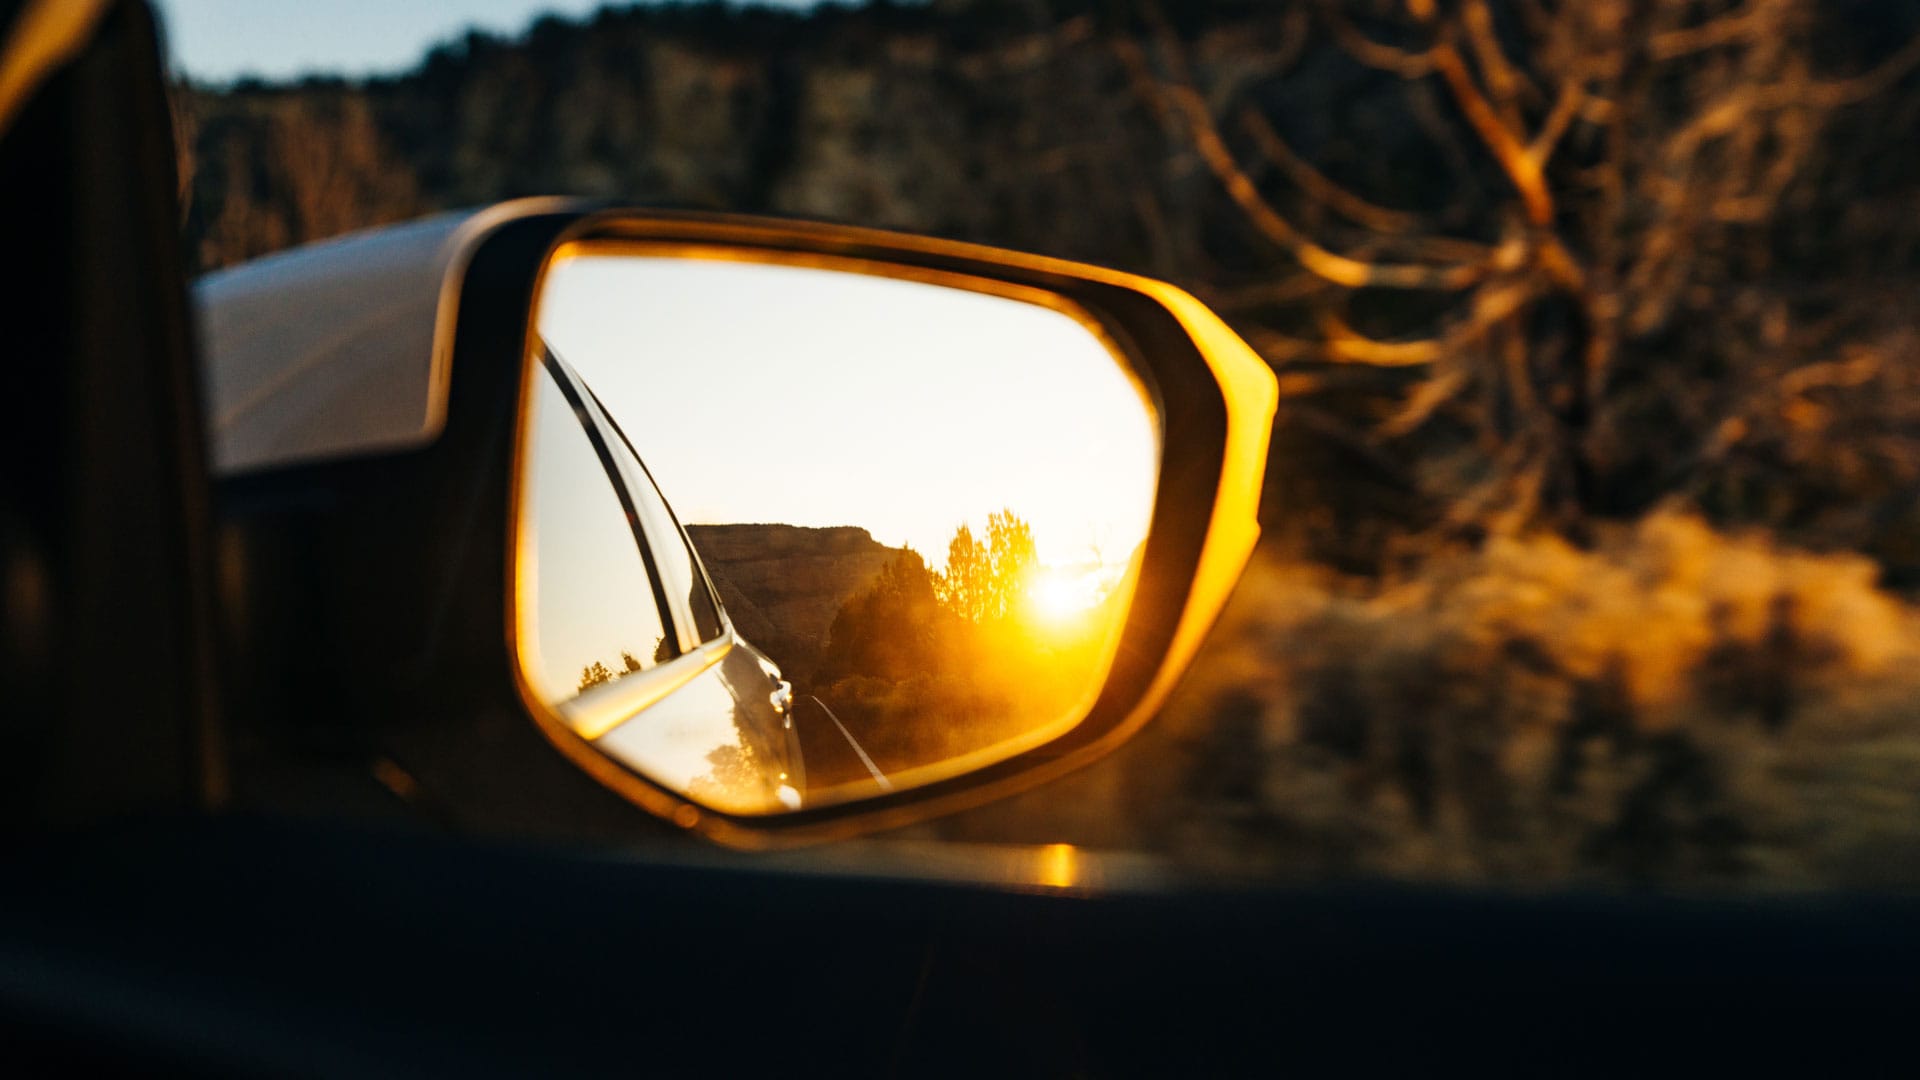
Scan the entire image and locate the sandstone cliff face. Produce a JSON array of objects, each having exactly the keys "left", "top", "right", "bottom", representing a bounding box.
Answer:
[{"left": 686, "top": 523, "right": 902, "bottom": 682}]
